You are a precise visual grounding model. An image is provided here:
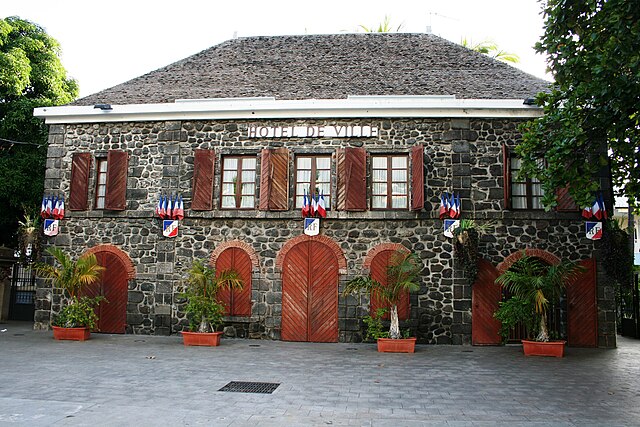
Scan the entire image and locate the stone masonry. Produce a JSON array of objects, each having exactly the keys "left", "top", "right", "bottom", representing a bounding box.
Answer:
[{"left": 35, "top": 117, "right": 615, "bottom": 346}]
